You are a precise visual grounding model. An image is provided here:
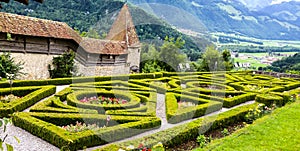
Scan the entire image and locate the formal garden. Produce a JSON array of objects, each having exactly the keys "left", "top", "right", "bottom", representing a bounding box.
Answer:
[{"left": 0, "top": 71, "right": 299, "bottom": 151}]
